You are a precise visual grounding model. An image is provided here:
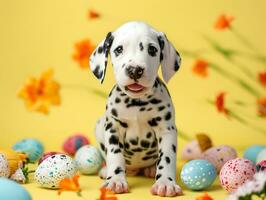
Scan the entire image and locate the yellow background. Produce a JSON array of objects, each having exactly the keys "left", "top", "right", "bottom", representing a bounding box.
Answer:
[{"left": 0, "top": 0, "right": 266, "bottom": 199}]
